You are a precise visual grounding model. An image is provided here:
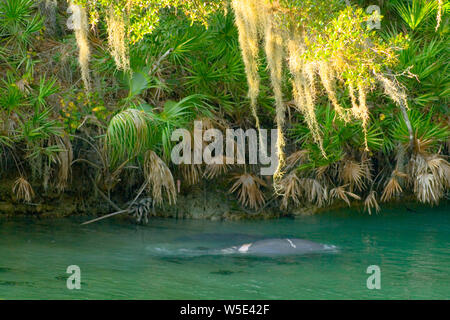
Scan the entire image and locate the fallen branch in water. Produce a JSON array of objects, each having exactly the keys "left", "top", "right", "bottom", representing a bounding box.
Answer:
[
  {"left": 80, "top": 179, "right": 149, "bottom": 225},
  {"left": 80, "top": 209, "right": 128, "bottom": 225}
]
